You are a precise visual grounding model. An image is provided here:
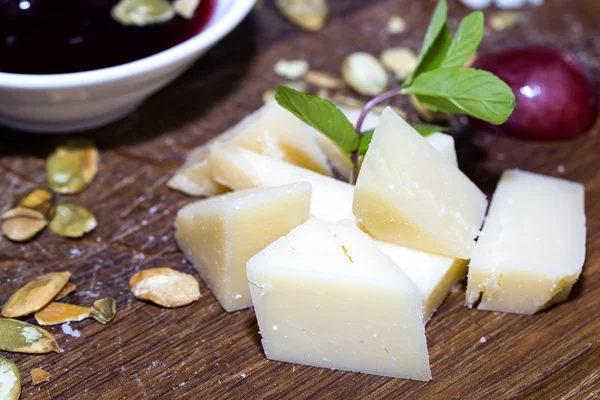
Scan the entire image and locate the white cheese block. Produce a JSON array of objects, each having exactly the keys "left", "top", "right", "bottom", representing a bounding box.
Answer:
[
  {"left": 210, "top": 143, "right": 356, "bottom": 223},
  {"left": 377, "top": 241, "right": 468, "bottom": 323},
  {"left": 168, "top": 100, "right": 332, "bottom": 196},
  {"left": 247, "top": 218, "right": 431, "bottom": 380},
  {"left": 353, "top": 107, "right": 487, "bottom": 259},
  {"left": 175, "top": 183, "right": 311, "bottom": 312},
  {"left": 466, "top": 169, "right": 586, "bottom": 314},
  {"left": 424, "top": 132, "right": 458, "bottom": 167}
]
